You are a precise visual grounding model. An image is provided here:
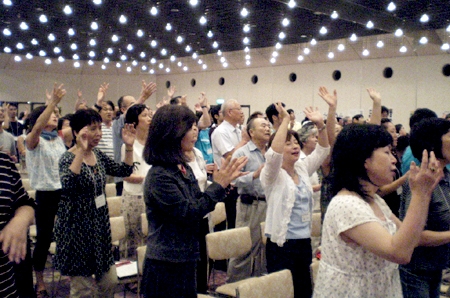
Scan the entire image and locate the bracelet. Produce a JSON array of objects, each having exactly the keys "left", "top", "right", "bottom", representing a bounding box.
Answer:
[
  {"left": 94, "top": 103, "right": 102, "bottom": 110},
  {"left": 317, "top": 124, "right": 326, "bottom": 132},
  {"left": 125, "top": 147, "right": 133, "bottom": 152}
]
